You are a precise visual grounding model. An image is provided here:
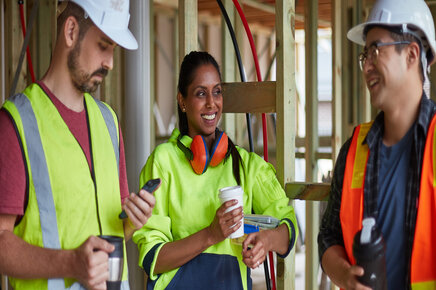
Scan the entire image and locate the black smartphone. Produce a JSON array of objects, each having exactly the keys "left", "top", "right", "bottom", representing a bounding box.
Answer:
[{"left": 118, "top": 178, "right": 161, "bottom": 219}]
